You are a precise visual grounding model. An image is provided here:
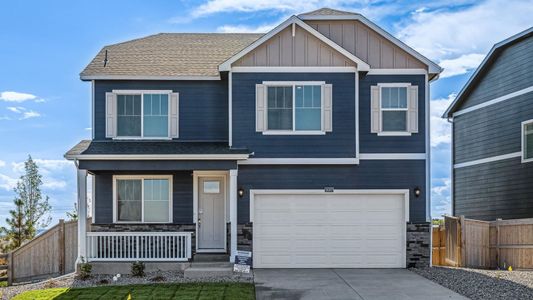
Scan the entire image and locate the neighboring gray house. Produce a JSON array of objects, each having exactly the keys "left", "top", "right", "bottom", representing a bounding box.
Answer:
[
  {"left": 66, "top": 8, "right": 442, "bottom": 269},
  {"left": 444, "top": 27, "right": 533, "bottom": 221}
]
